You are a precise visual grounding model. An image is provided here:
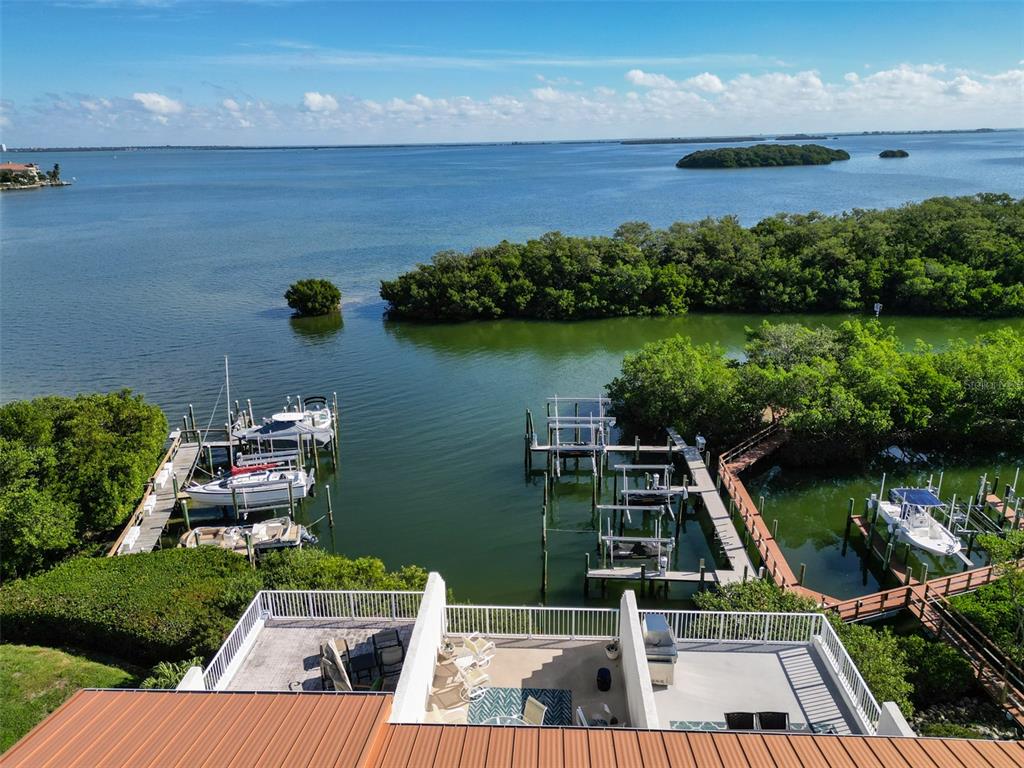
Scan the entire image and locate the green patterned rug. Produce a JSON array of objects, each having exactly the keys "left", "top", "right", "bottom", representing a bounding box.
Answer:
[{"left": 469, "top": 687, "right": 572, "bottom": 726}]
